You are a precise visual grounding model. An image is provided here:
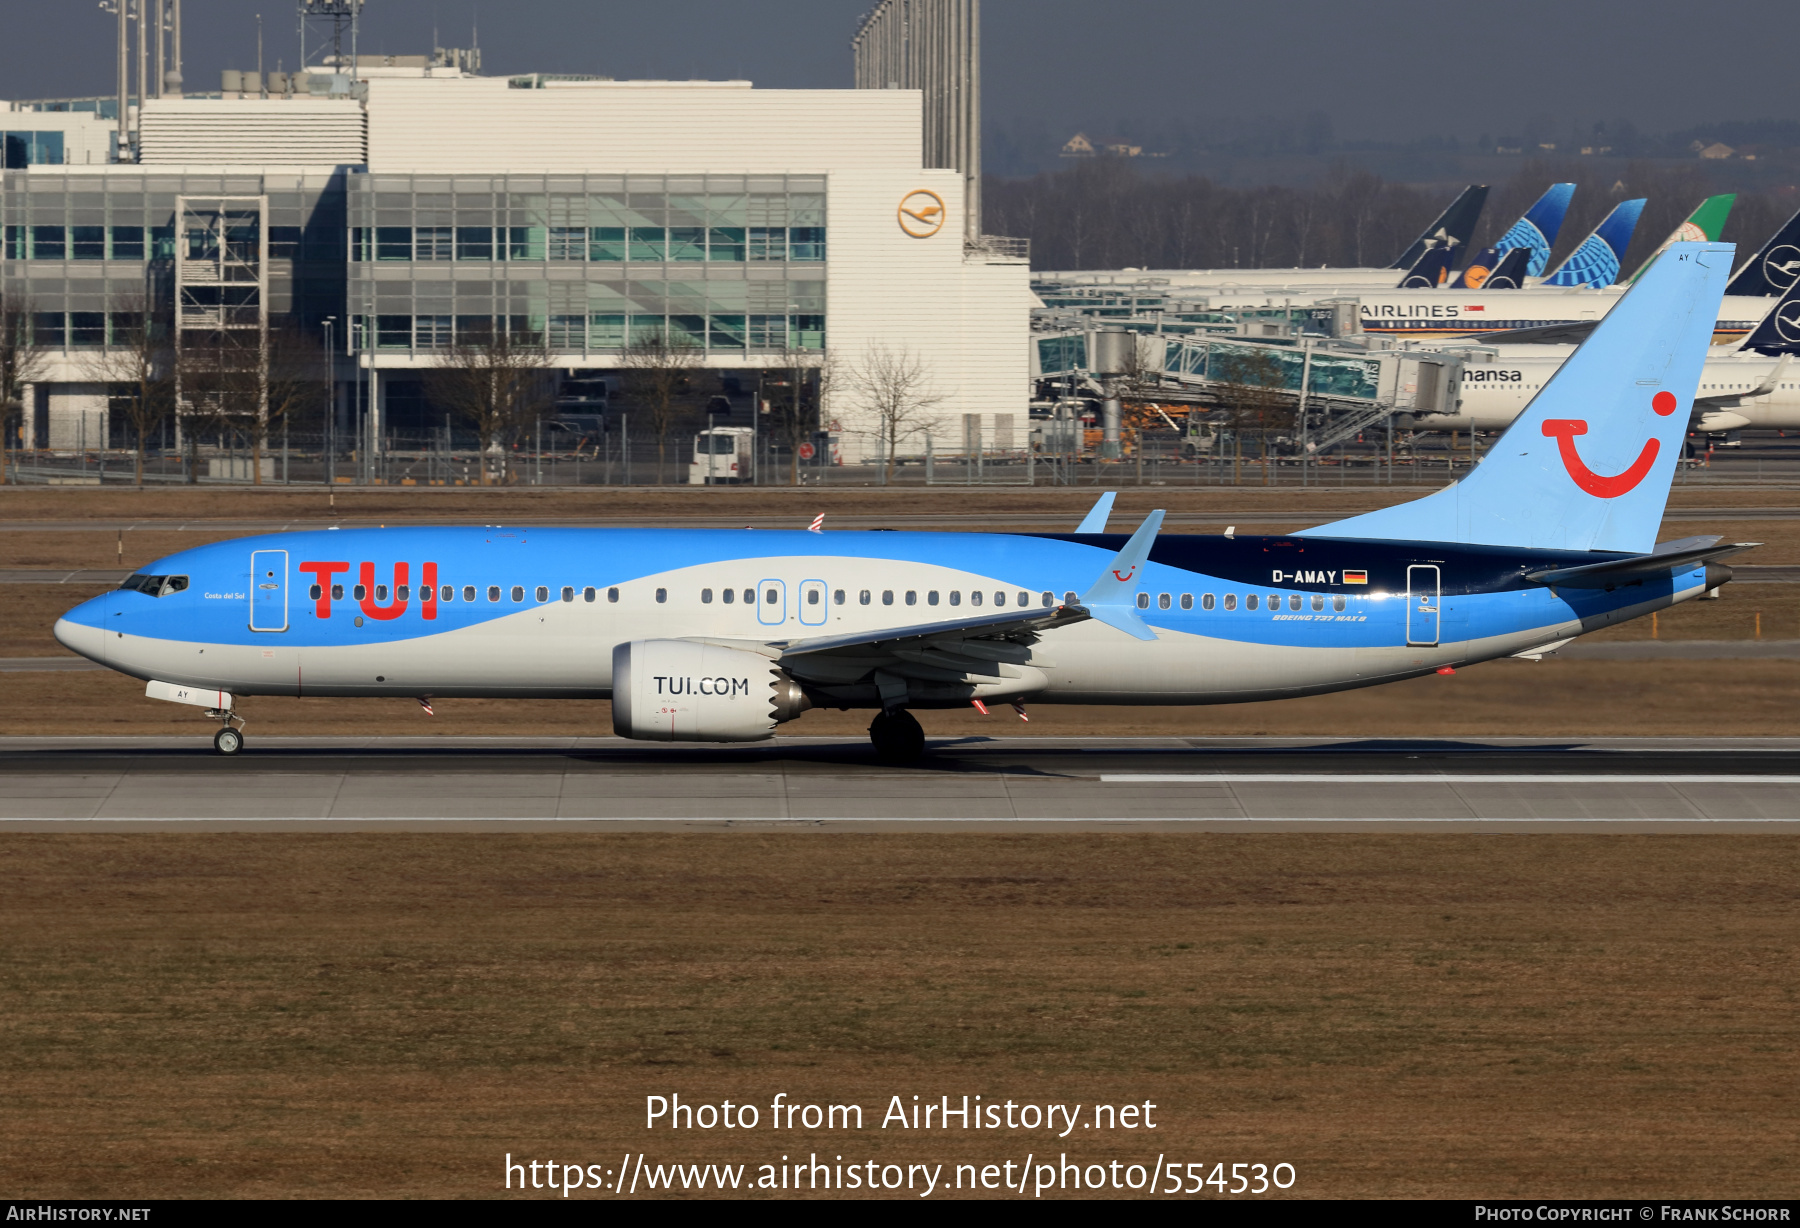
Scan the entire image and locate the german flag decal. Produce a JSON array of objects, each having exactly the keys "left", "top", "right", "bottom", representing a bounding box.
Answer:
[{"left": 1344, "top": 570, "right": 1369, "bottom": 585}]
